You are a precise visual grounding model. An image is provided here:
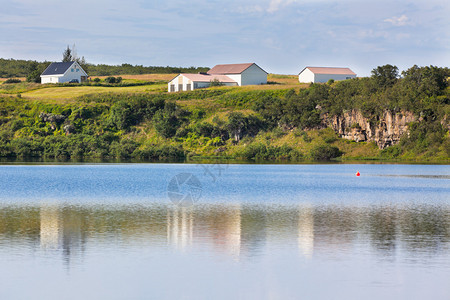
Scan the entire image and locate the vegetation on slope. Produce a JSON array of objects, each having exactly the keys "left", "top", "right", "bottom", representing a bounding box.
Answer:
[{"left": 0, "top": 65, "right": 448, "bottom": 162}]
